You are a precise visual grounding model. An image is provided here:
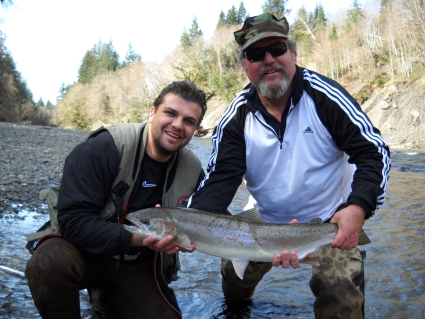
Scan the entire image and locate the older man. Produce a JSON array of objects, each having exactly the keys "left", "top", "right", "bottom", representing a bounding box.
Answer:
[{"left": 189, "top": 13, "right": 390, "bottom": 319}]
